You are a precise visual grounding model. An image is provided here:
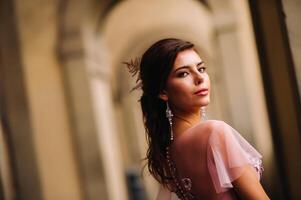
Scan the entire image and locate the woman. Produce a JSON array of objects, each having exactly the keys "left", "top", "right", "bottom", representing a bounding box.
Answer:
[{"left": 125, "top": 38, "right": 269, "bottom": 200}]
